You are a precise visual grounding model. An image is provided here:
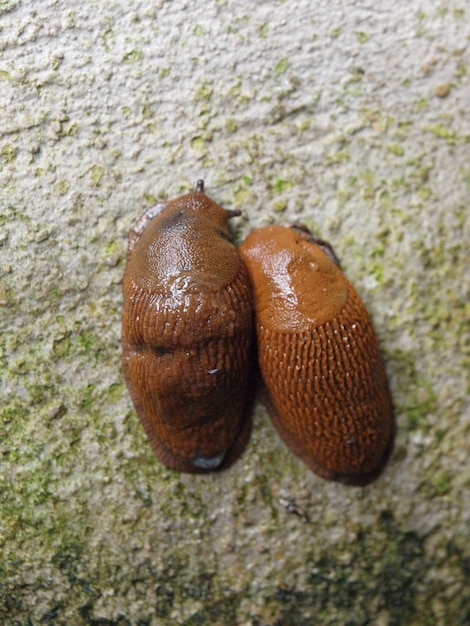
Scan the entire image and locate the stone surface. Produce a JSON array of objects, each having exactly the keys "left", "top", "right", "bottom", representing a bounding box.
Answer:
[{"left": 0, "top": 1, "right": 468, "bottom": 624}]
